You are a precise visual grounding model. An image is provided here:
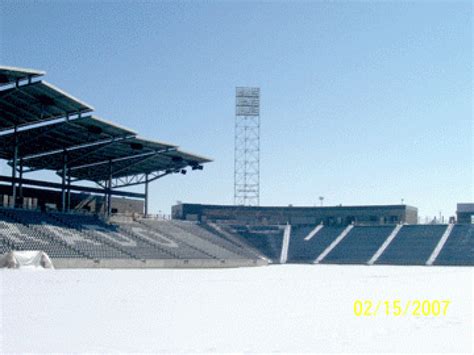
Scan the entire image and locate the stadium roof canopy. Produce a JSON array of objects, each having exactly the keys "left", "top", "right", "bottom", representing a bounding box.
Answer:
[
  {"left": 0, "top": 66, "right": 45, "bottom": 86},
  {"left": 65, "top": 147, "right": 211, "bottom": 183},
  {"left": 0, "top": 115, "right": 136, "bottom": 160},
  {"left": 19, "top": 135, "right": 211, "bottom": 183},
  {"left": 0, "top": 80, "right": 93, "bottom": 131},
  {"left": 1, "top": 65, "right": 211, "bottom": 196}
]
